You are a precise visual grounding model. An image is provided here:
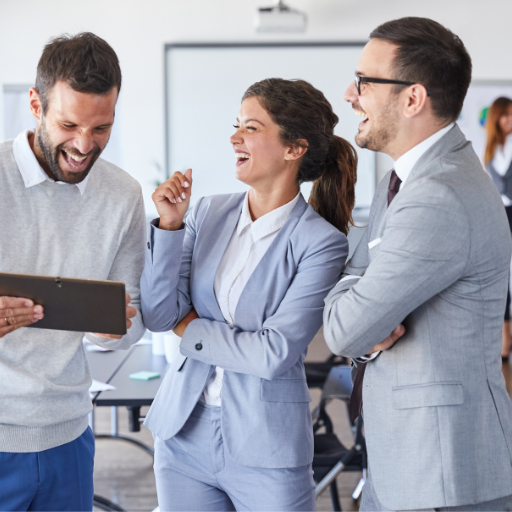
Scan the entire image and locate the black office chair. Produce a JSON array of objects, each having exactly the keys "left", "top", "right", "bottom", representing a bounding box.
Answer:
[
  {"left": 305, "top": 354, "right": 348, "bottom": 389},
  {"left": 312, "top": 366, "right": 367, "bottom": 511}
]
